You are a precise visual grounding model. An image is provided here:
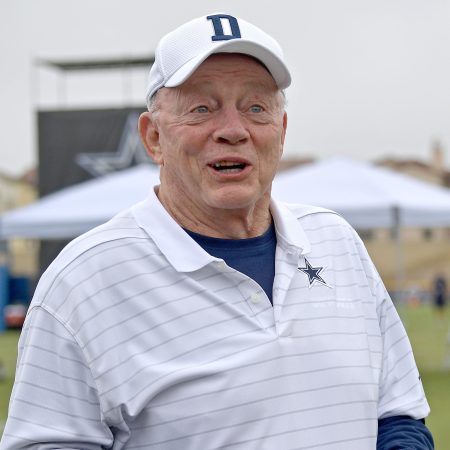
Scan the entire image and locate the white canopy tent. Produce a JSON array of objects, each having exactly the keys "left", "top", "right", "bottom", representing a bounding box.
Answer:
[
  {"left": 2, "top": 157, "right": 450, "bottom": 240},
  {"left": 272, "top": 157, "right": 450, "bottom": 229},
  {"left": 1, "top": 157, "right": 450, "bottom": 300},
  {"left": 0, "top": 164, "right": 160, "bottom": 239}
]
